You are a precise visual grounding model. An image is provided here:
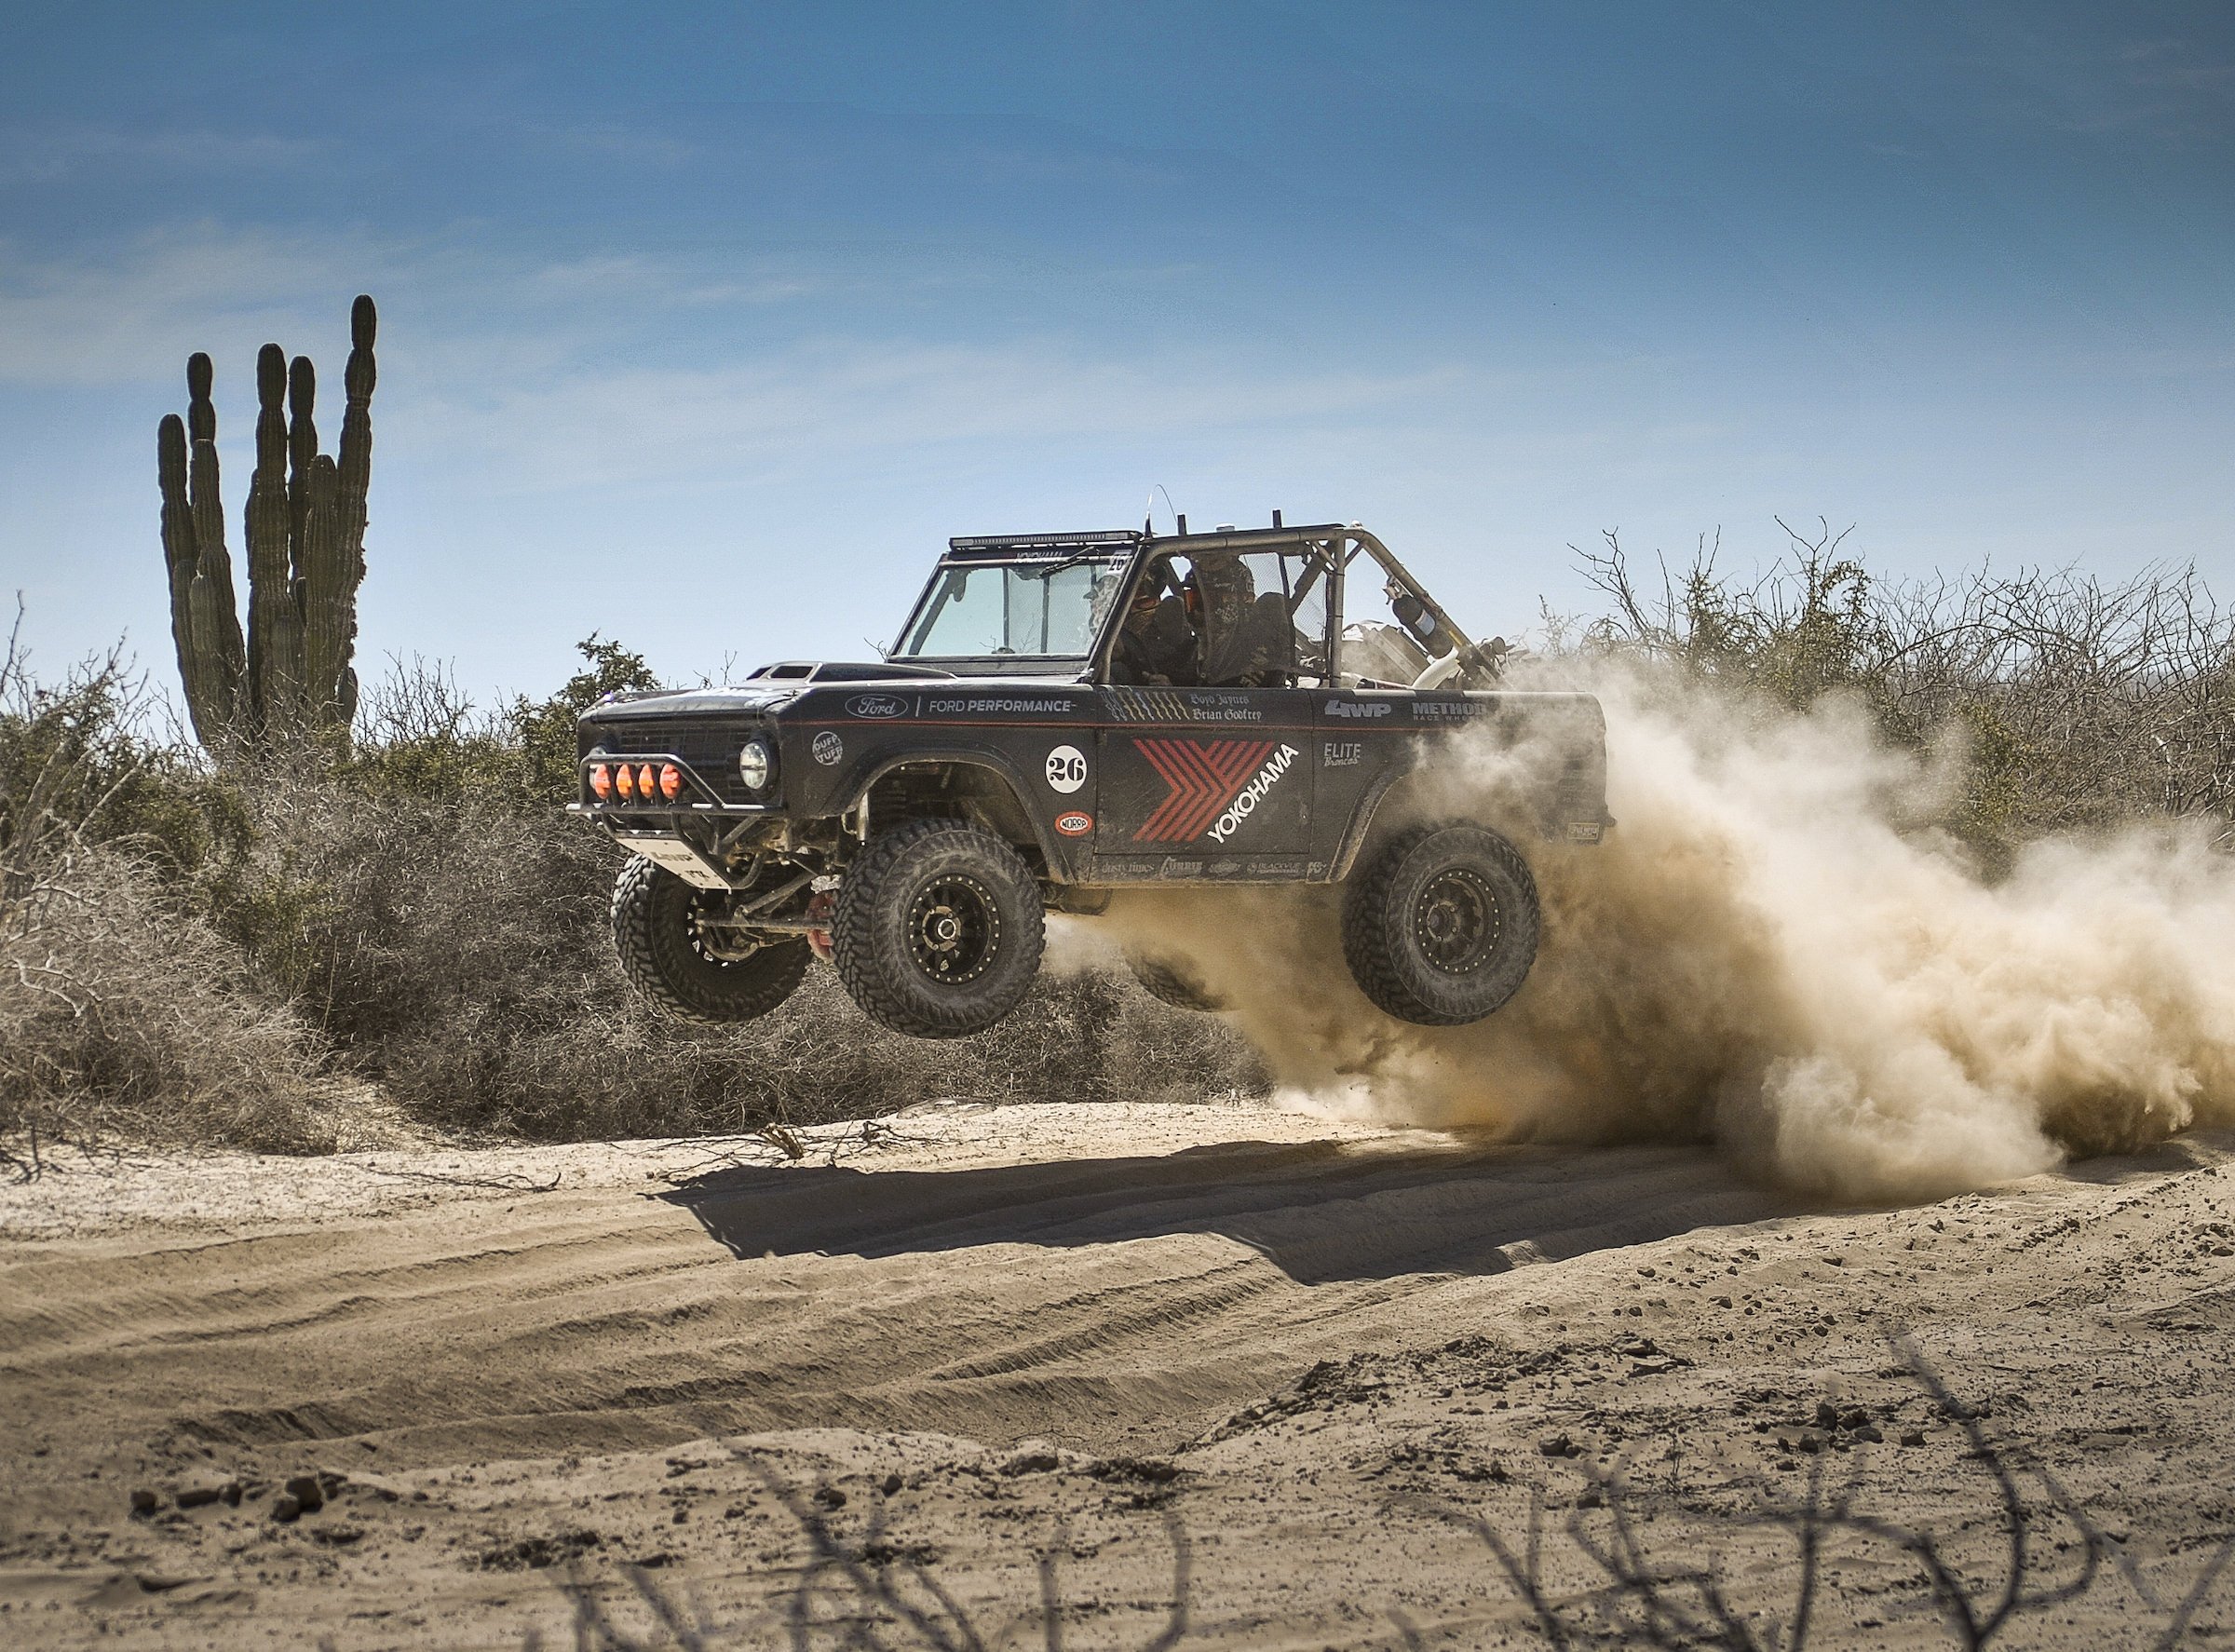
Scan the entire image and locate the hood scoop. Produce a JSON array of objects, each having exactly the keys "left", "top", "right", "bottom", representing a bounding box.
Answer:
[{"left": 748, "top": 660, "right": 955, "bottom": 683}]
